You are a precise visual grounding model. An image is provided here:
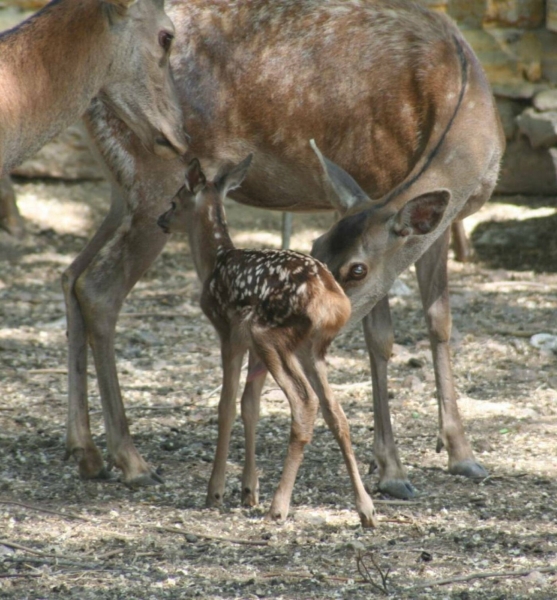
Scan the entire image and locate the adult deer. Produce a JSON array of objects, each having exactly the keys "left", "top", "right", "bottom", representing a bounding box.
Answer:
[
  {"left": 64, "top": 0, "right": 505, "bottom": 496},
  {"left": 157, "top": 156, "right": 376, "bottom": 526},
  {"left": 0, "top": 0, "right": 188, "bottom": 235}
]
